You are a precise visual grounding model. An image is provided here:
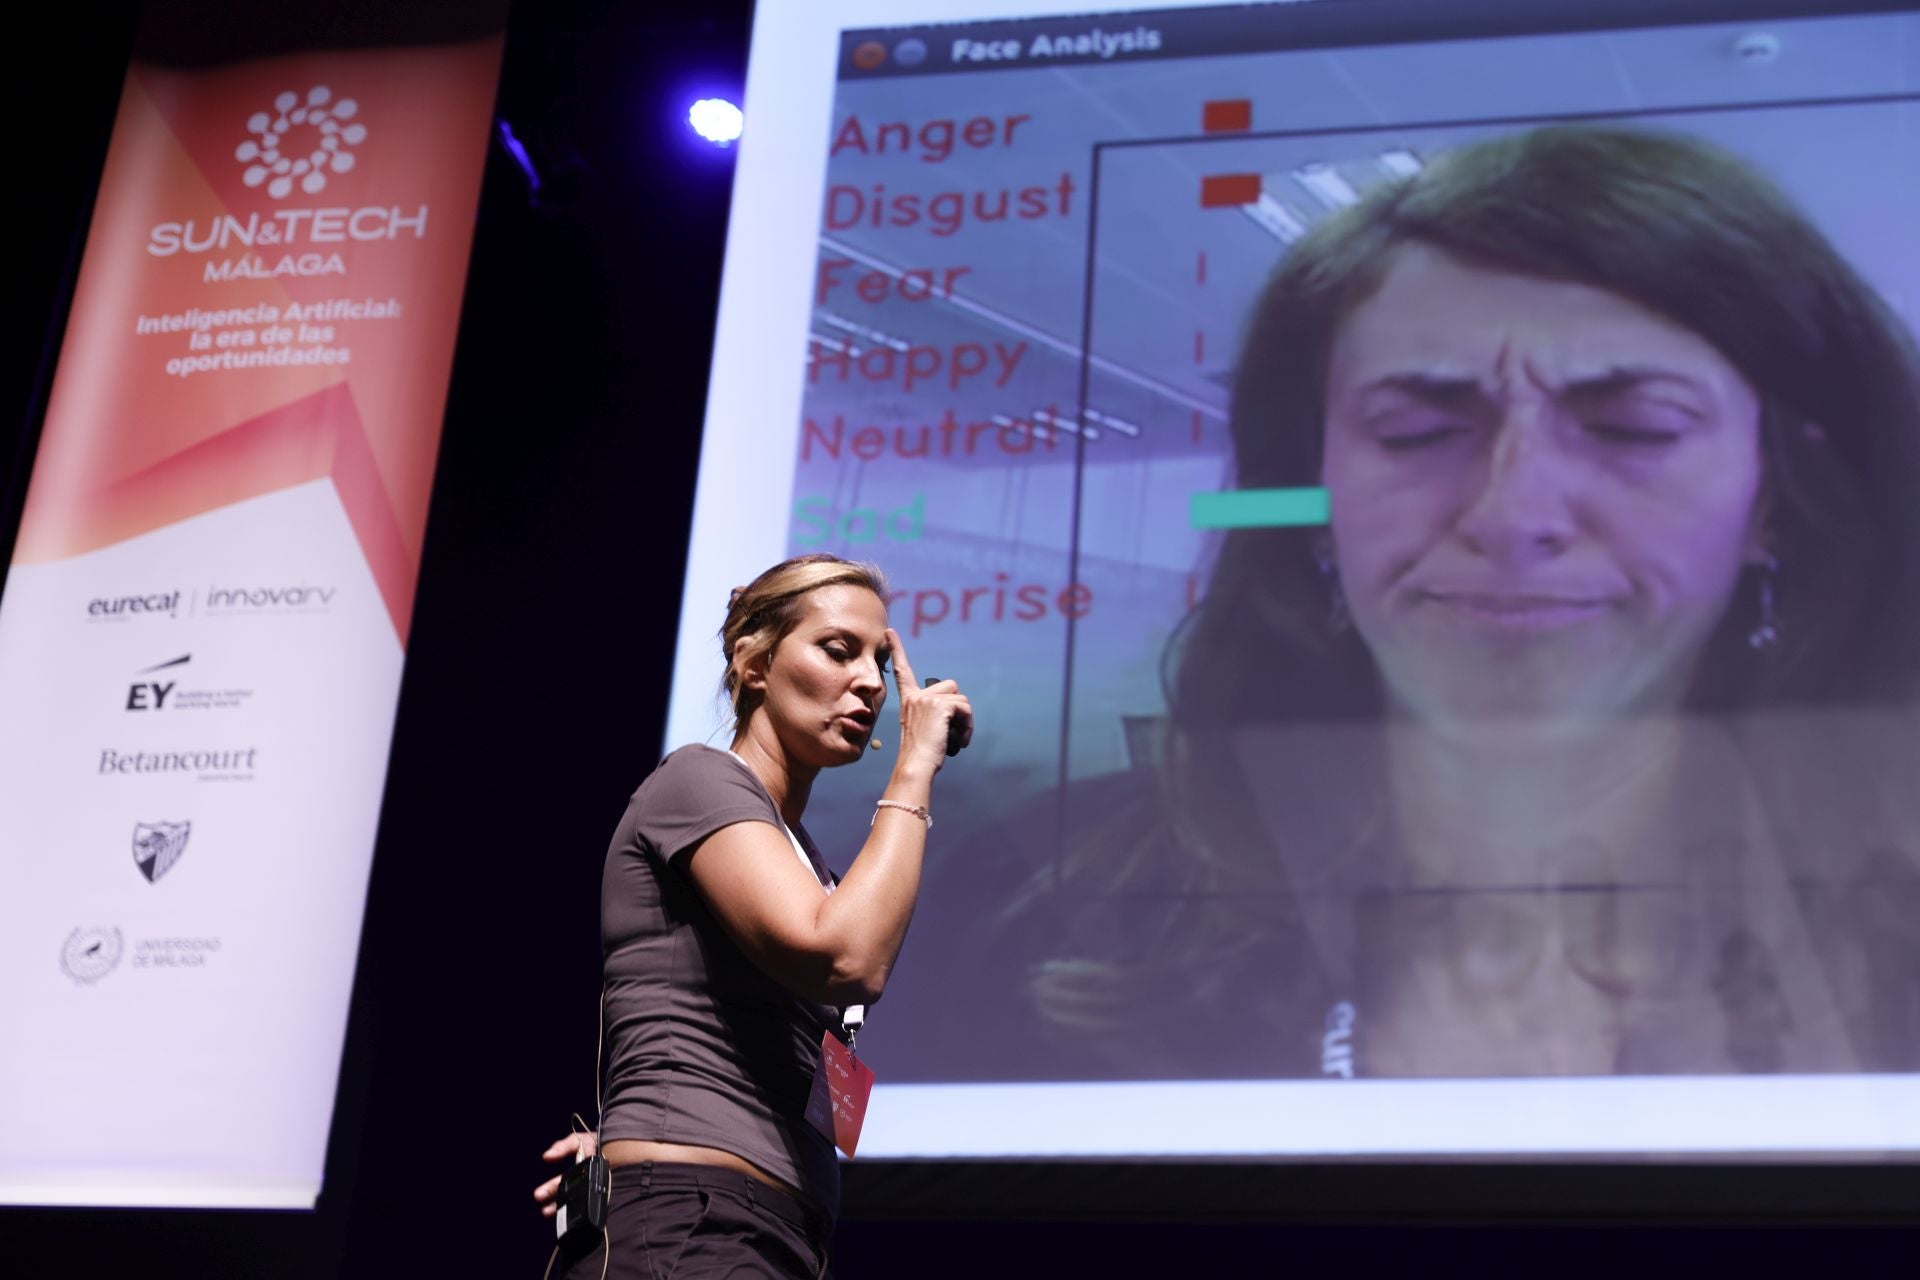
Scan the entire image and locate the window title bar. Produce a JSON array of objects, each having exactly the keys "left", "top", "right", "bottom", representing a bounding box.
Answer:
[{"left": 836, "top": 0, "right": 1913, "bottom": 80}]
